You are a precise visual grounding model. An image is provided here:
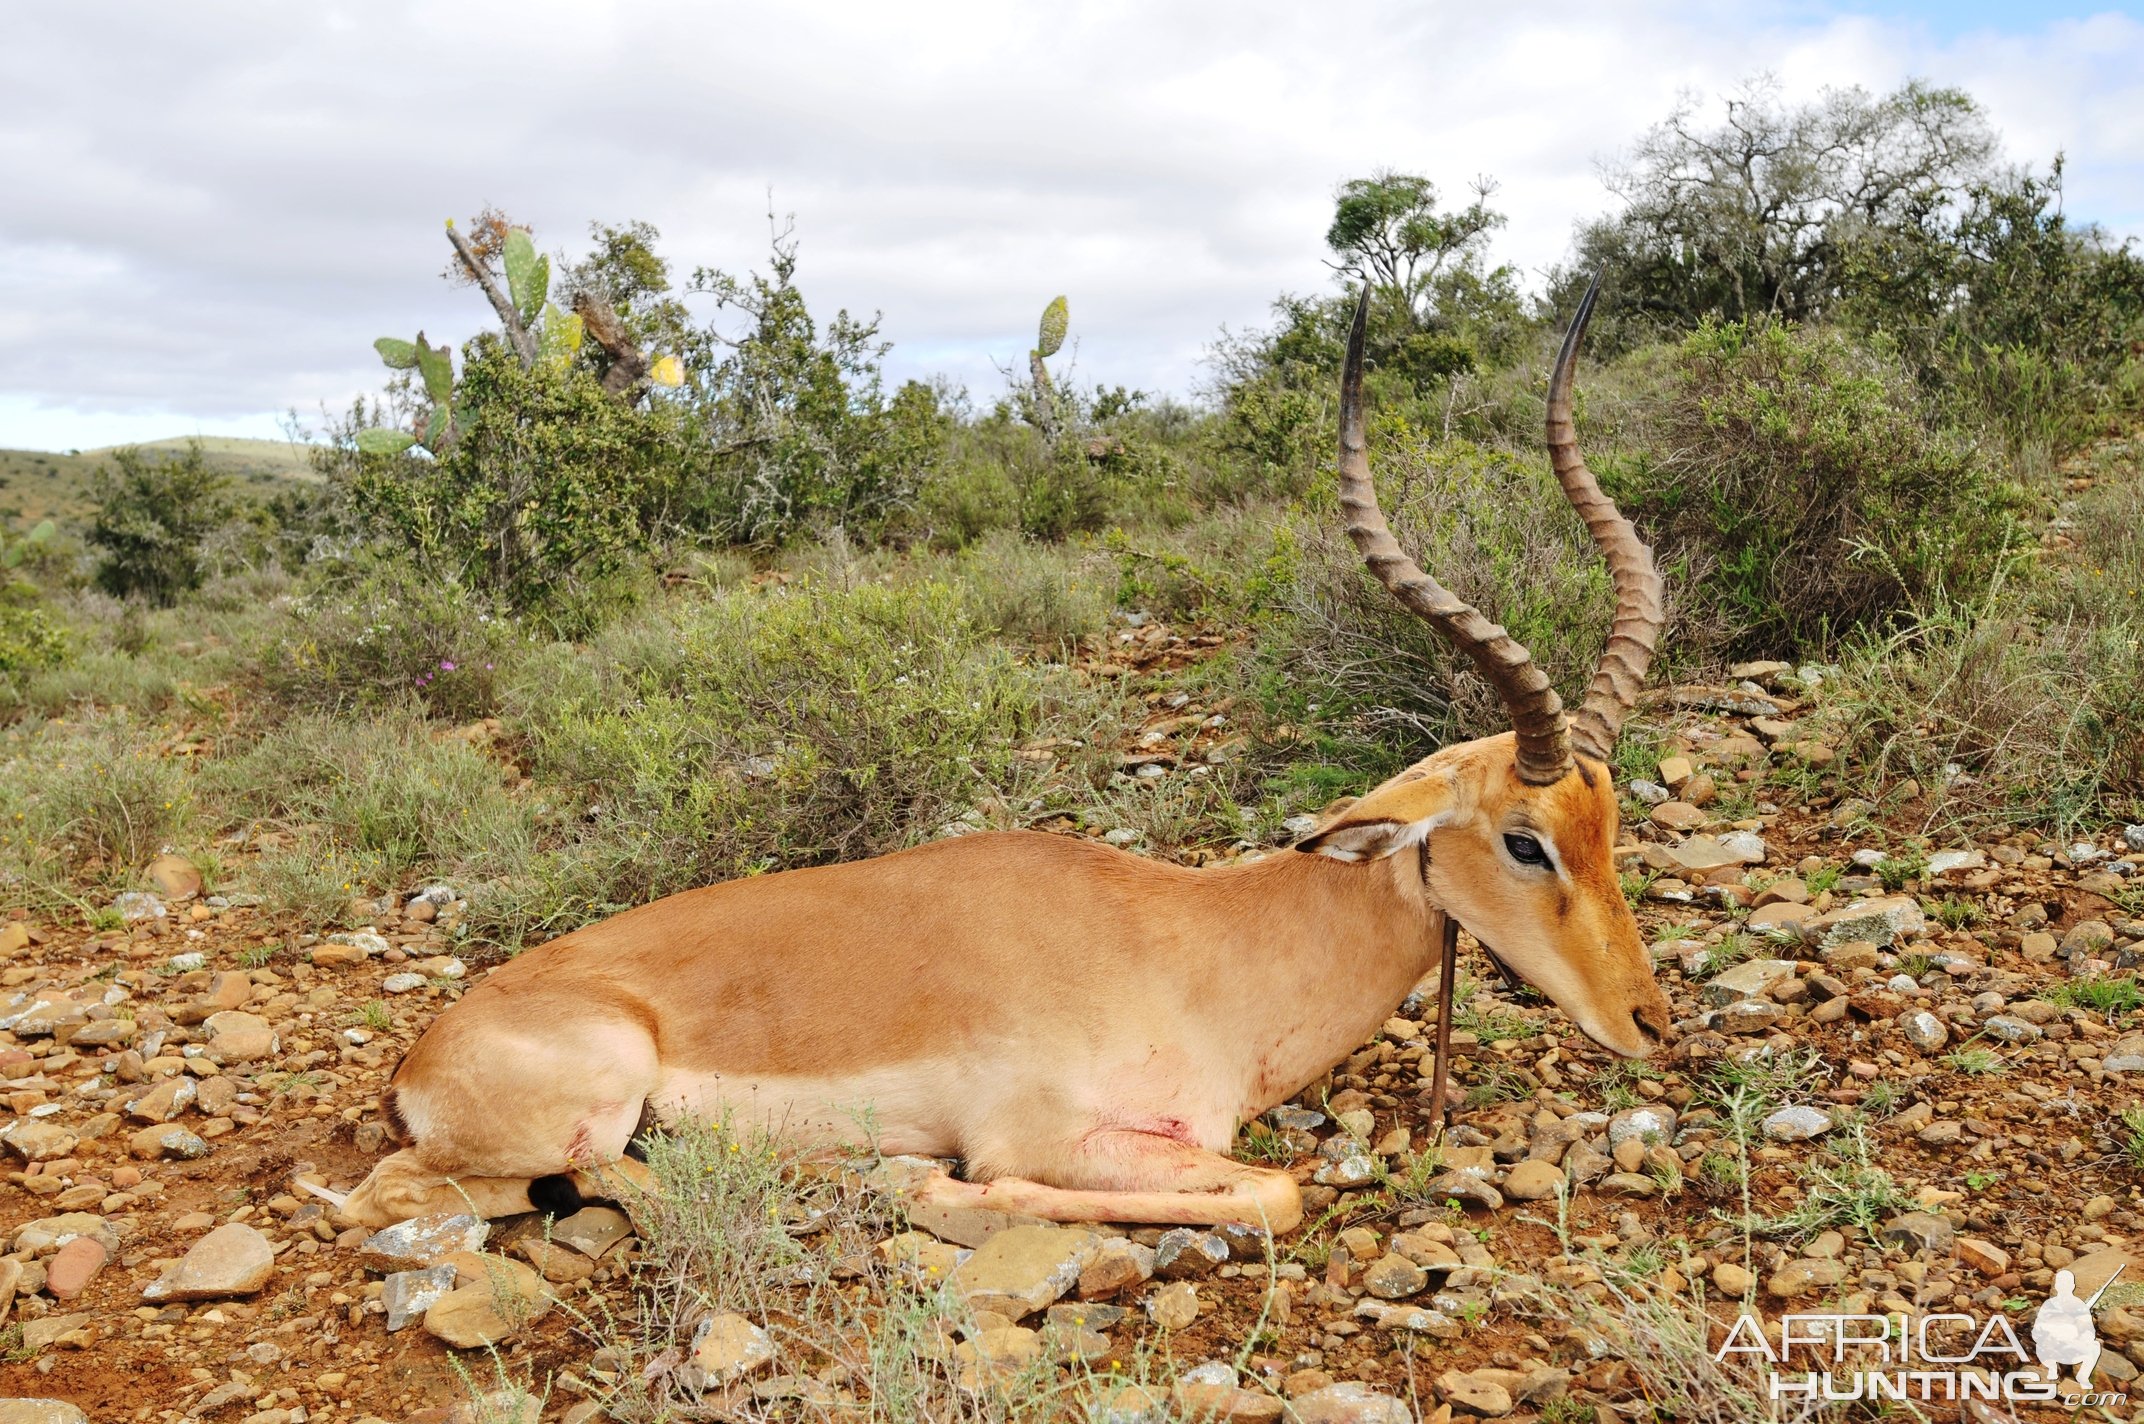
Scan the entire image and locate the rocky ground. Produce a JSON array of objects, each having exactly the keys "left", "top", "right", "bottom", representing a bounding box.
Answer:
[{"left": 5, "top": 642, "right": 2144, "bottom": 1424}]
